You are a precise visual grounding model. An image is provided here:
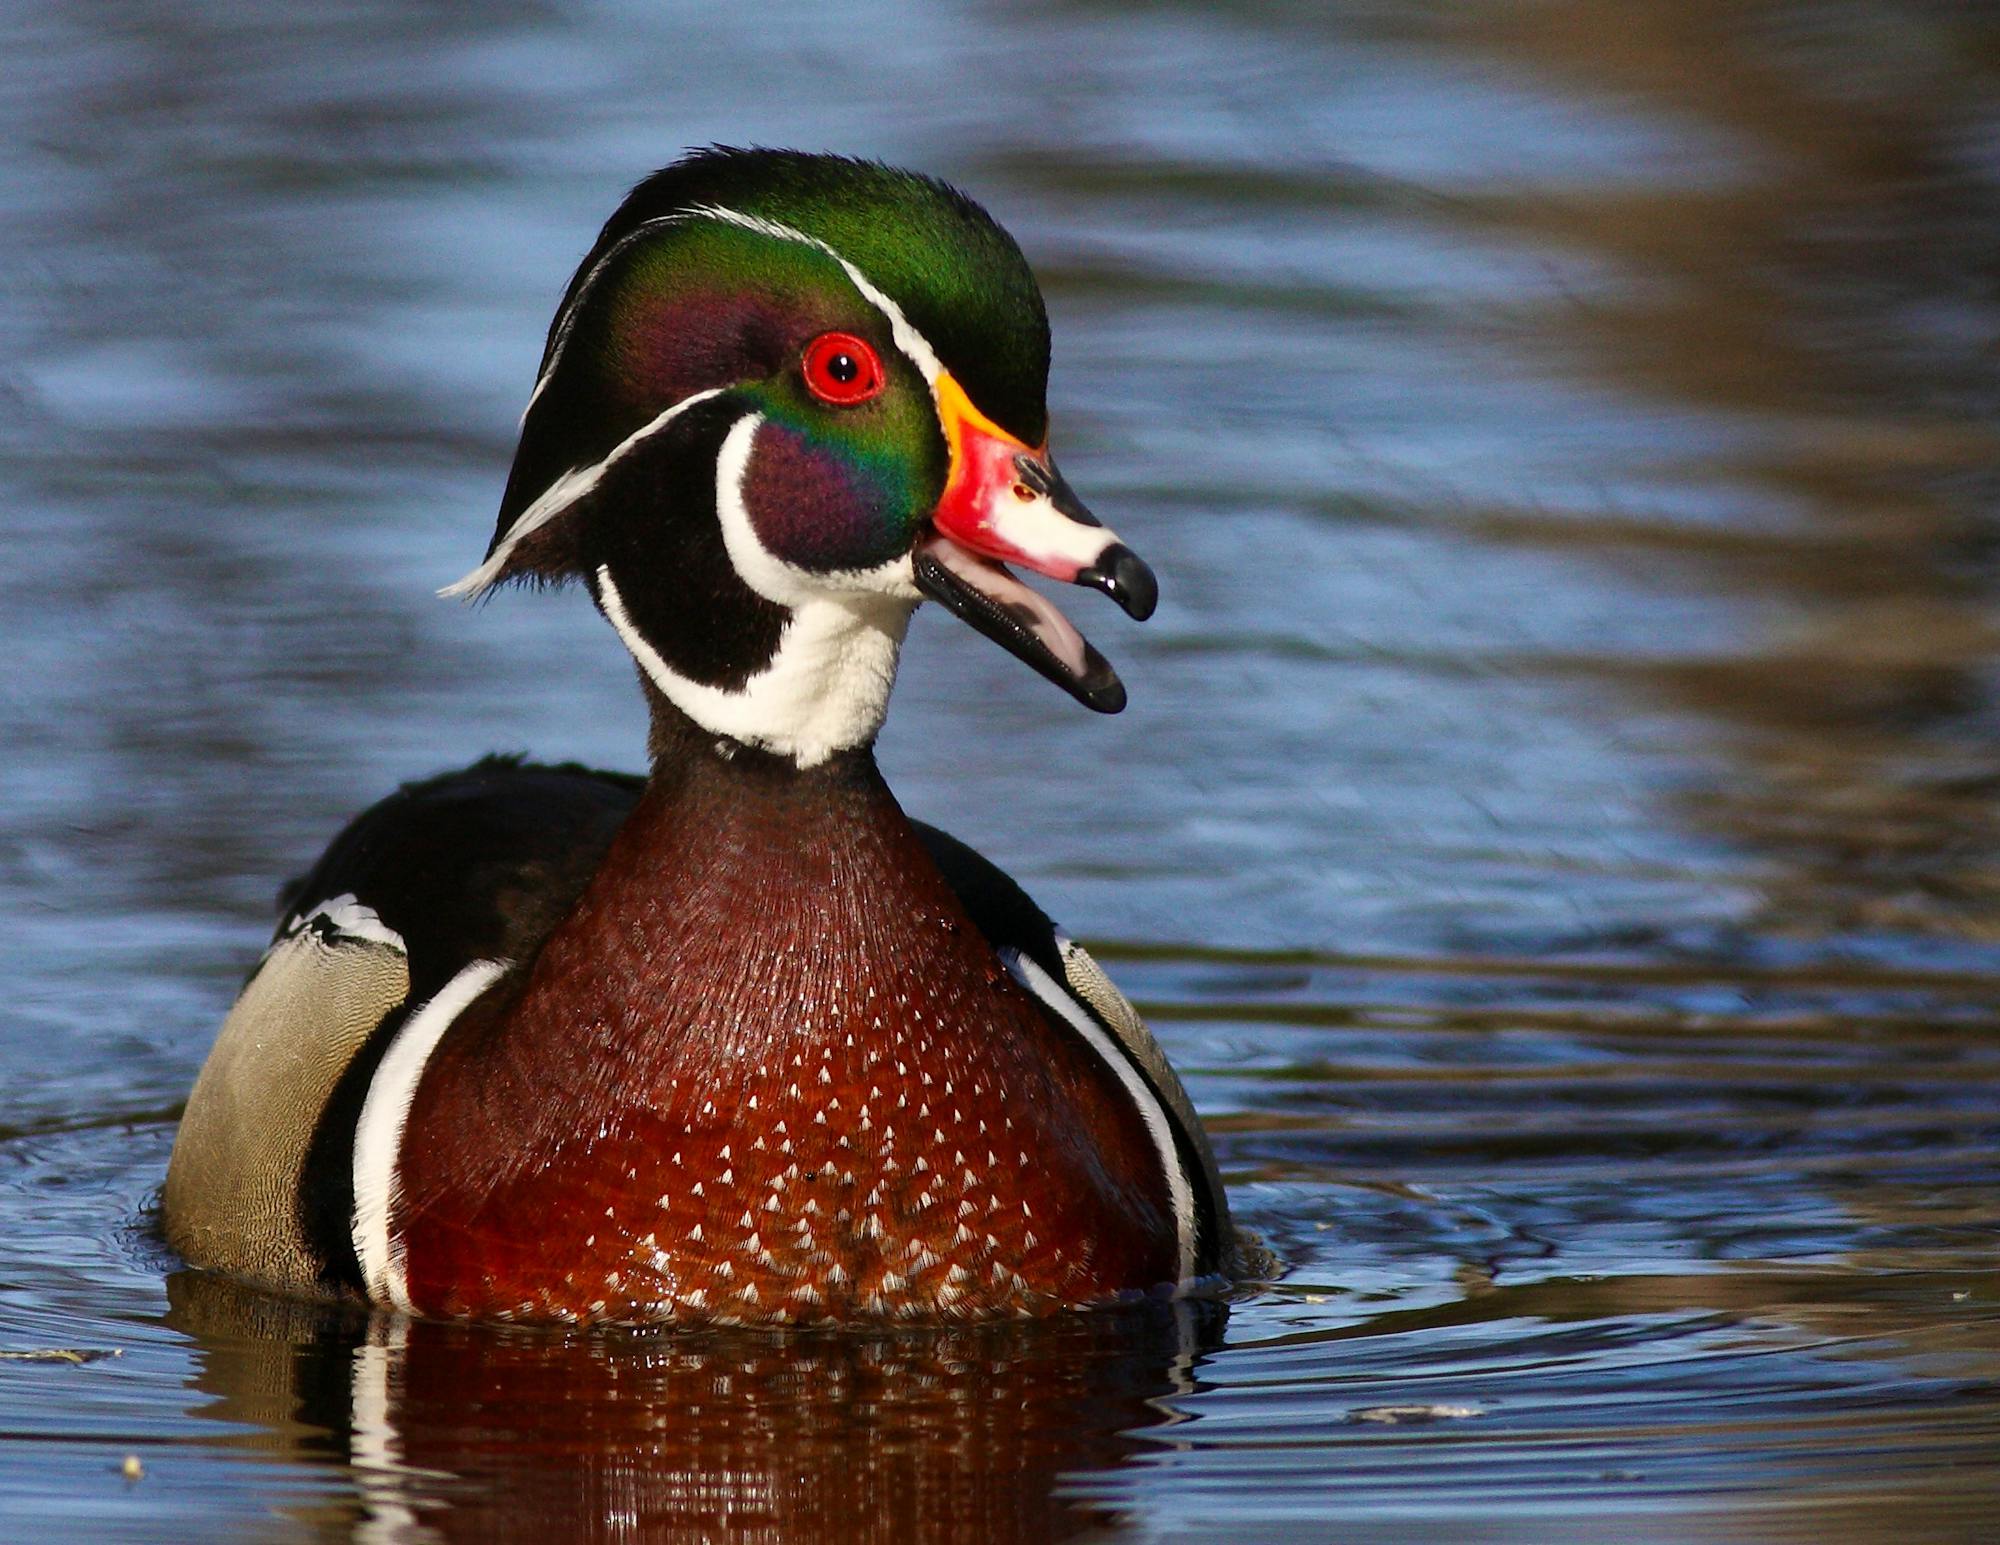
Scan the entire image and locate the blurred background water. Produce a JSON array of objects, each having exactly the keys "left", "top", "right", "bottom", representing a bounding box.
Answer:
[{"left": 3, "top": 1, "right": 1998, "bottom": 1540}]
